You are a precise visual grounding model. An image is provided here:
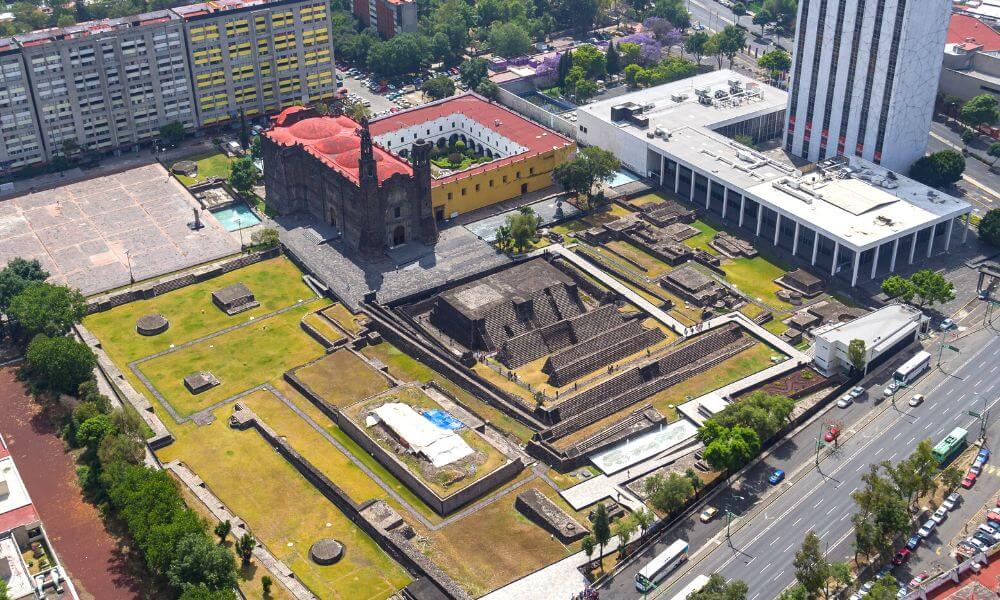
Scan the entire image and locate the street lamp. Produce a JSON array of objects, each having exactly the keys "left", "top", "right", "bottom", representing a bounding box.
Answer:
[
  {"left": 237, "top": 217, "right": 244, "bottom": 252},
  {"left": 726, "top": 494, "right": 745, "bottom": 544},
  {"left": 125, "top": 250, "right": 134, "bottom": 284}
]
